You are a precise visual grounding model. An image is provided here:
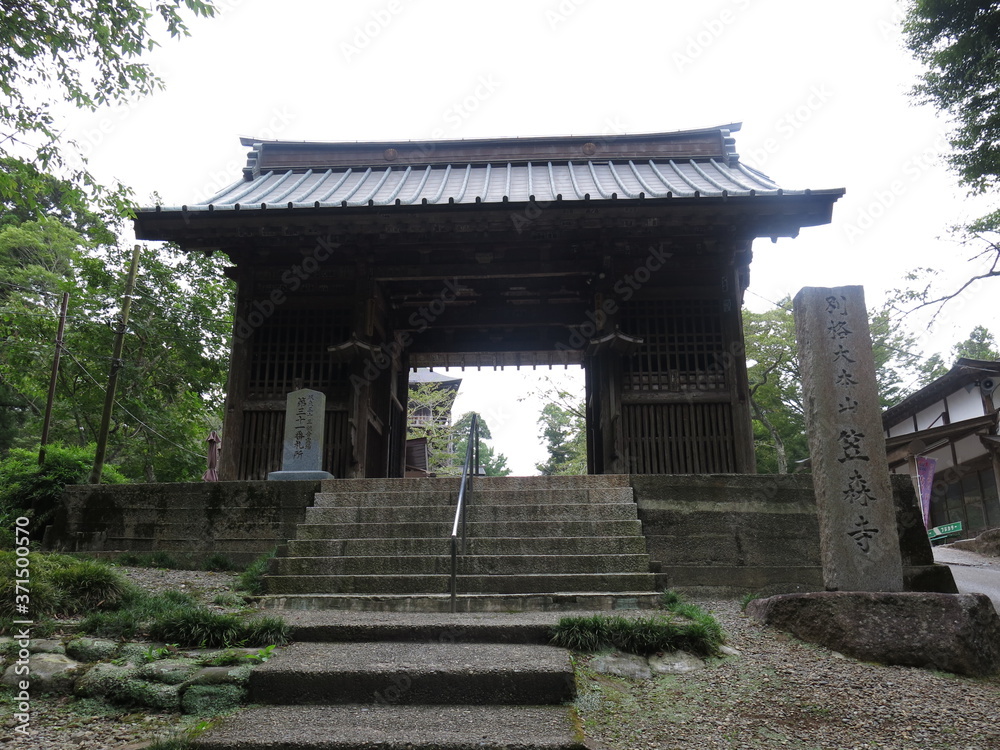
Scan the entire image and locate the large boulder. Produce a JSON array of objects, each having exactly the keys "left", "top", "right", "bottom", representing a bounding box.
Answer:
[
  {"left": 2, "top": 653, "right": 84, "bottom": 694},
  {"left": 746, "top": 591, "right": 1000, "bottom": 676}
]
